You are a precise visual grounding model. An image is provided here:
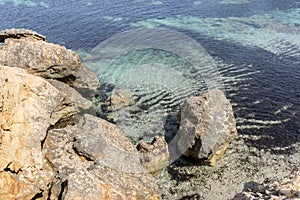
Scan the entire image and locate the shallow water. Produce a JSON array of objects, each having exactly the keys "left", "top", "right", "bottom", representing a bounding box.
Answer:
[{"left": 1, "top": 0, "right": 300, "bottom": 151}]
